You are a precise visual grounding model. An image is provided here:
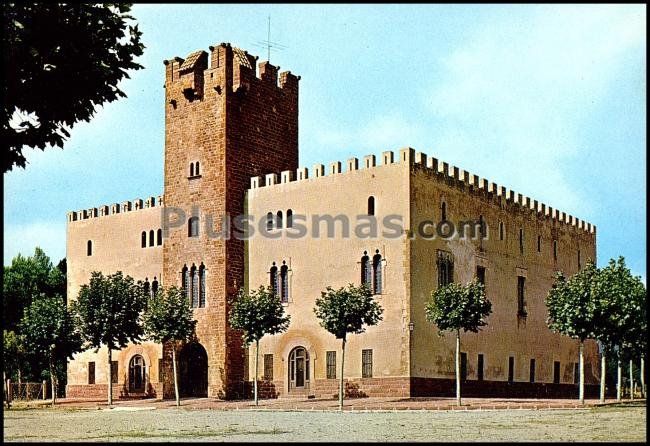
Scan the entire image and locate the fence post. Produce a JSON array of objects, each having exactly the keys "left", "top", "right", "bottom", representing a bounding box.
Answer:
[{"left": 43, "top": 380, "right": 47, "bottom": 400}]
